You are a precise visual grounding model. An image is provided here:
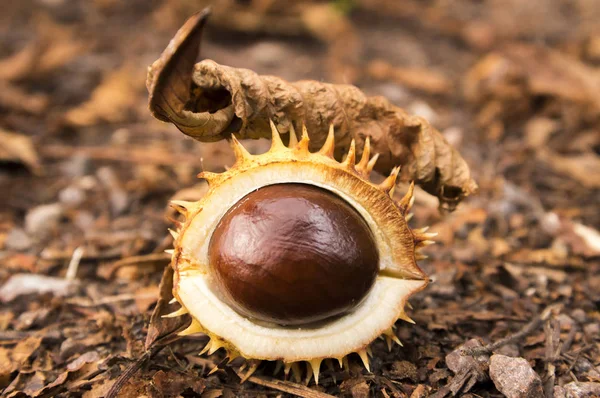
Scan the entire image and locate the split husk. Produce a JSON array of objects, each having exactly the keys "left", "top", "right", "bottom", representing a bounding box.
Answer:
[{"left": 146, "top": 9, "right": 477, "bottom": 210}]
